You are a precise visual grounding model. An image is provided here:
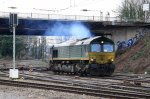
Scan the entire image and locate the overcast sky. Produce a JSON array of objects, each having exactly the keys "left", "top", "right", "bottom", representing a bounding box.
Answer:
[{"left": 0, "top": 0, "right": 123, "bottom": 17}]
